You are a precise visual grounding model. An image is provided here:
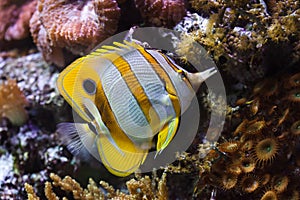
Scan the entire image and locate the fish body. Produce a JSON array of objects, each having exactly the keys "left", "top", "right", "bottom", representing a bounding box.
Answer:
[{"left": 56, "top": 41, "right": 215, "bottom": 176}]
